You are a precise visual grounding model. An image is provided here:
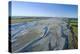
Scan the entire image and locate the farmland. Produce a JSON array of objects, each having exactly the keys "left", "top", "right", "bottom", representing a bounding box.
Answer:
[{"left": 68, "top": 18, "right": 78, "bottom": 49}]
